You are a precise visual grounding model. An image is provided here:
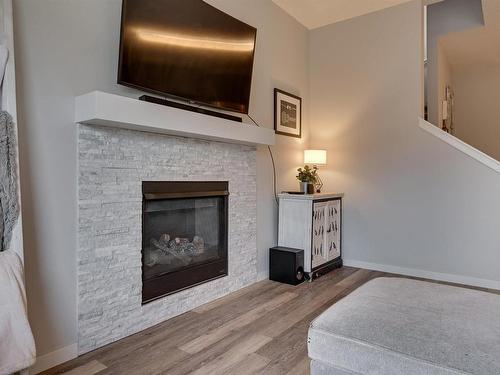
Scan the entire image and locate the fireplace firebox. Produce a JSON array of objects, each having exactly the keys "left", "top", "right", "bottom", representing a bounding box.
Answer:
[{"left": 142, "top": 181, "right": 228, "bottom": 303}]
